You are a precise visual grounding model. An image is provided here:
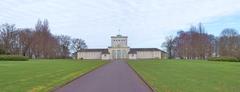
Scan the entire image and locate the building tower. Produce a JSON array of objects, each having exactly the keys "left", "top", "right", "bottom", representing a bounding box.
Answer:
[
  {"left": 111, "top": 35, "right": 128, "bottom": 47},
  {"left": 109, "top": 35, "right": 130, "bottom": 60}
]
